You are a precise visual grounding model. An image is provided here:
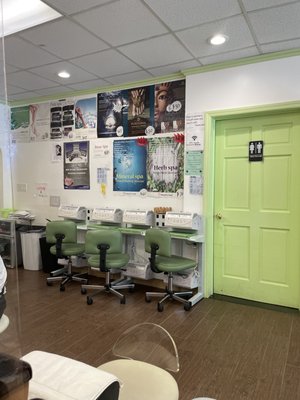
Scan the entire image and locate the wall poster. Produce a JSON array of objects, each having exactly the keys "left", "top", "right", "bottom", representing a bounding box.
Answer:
[
  {"left": 97, "top": 90, "right": 128, "bottom": 138},
  {"left": 63, "top": 141, "right": 90, "bottom": 190},
  {"left": 147, "top": 136, "right": 184, "bottom": 193},
  {"left": 10, "top": 106, "right": 30, "bottom": 143},
  {"left": 128, "top": 86, "right": 152, "bottom": 137},
  {"left": 29, "top": 103, "right": 50, "bottom": 141},
  {"left": 113, "top": 139, "right": 147, "bottom": 192},
  {"left": 74, "top": 96, "right": 97, "bottom": 140},
  {"left": 154, "top": 80, "right": 185, "bottom": 134},
  {"left": 50, "top": 99, "right": 75, "bottom": 140}
]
